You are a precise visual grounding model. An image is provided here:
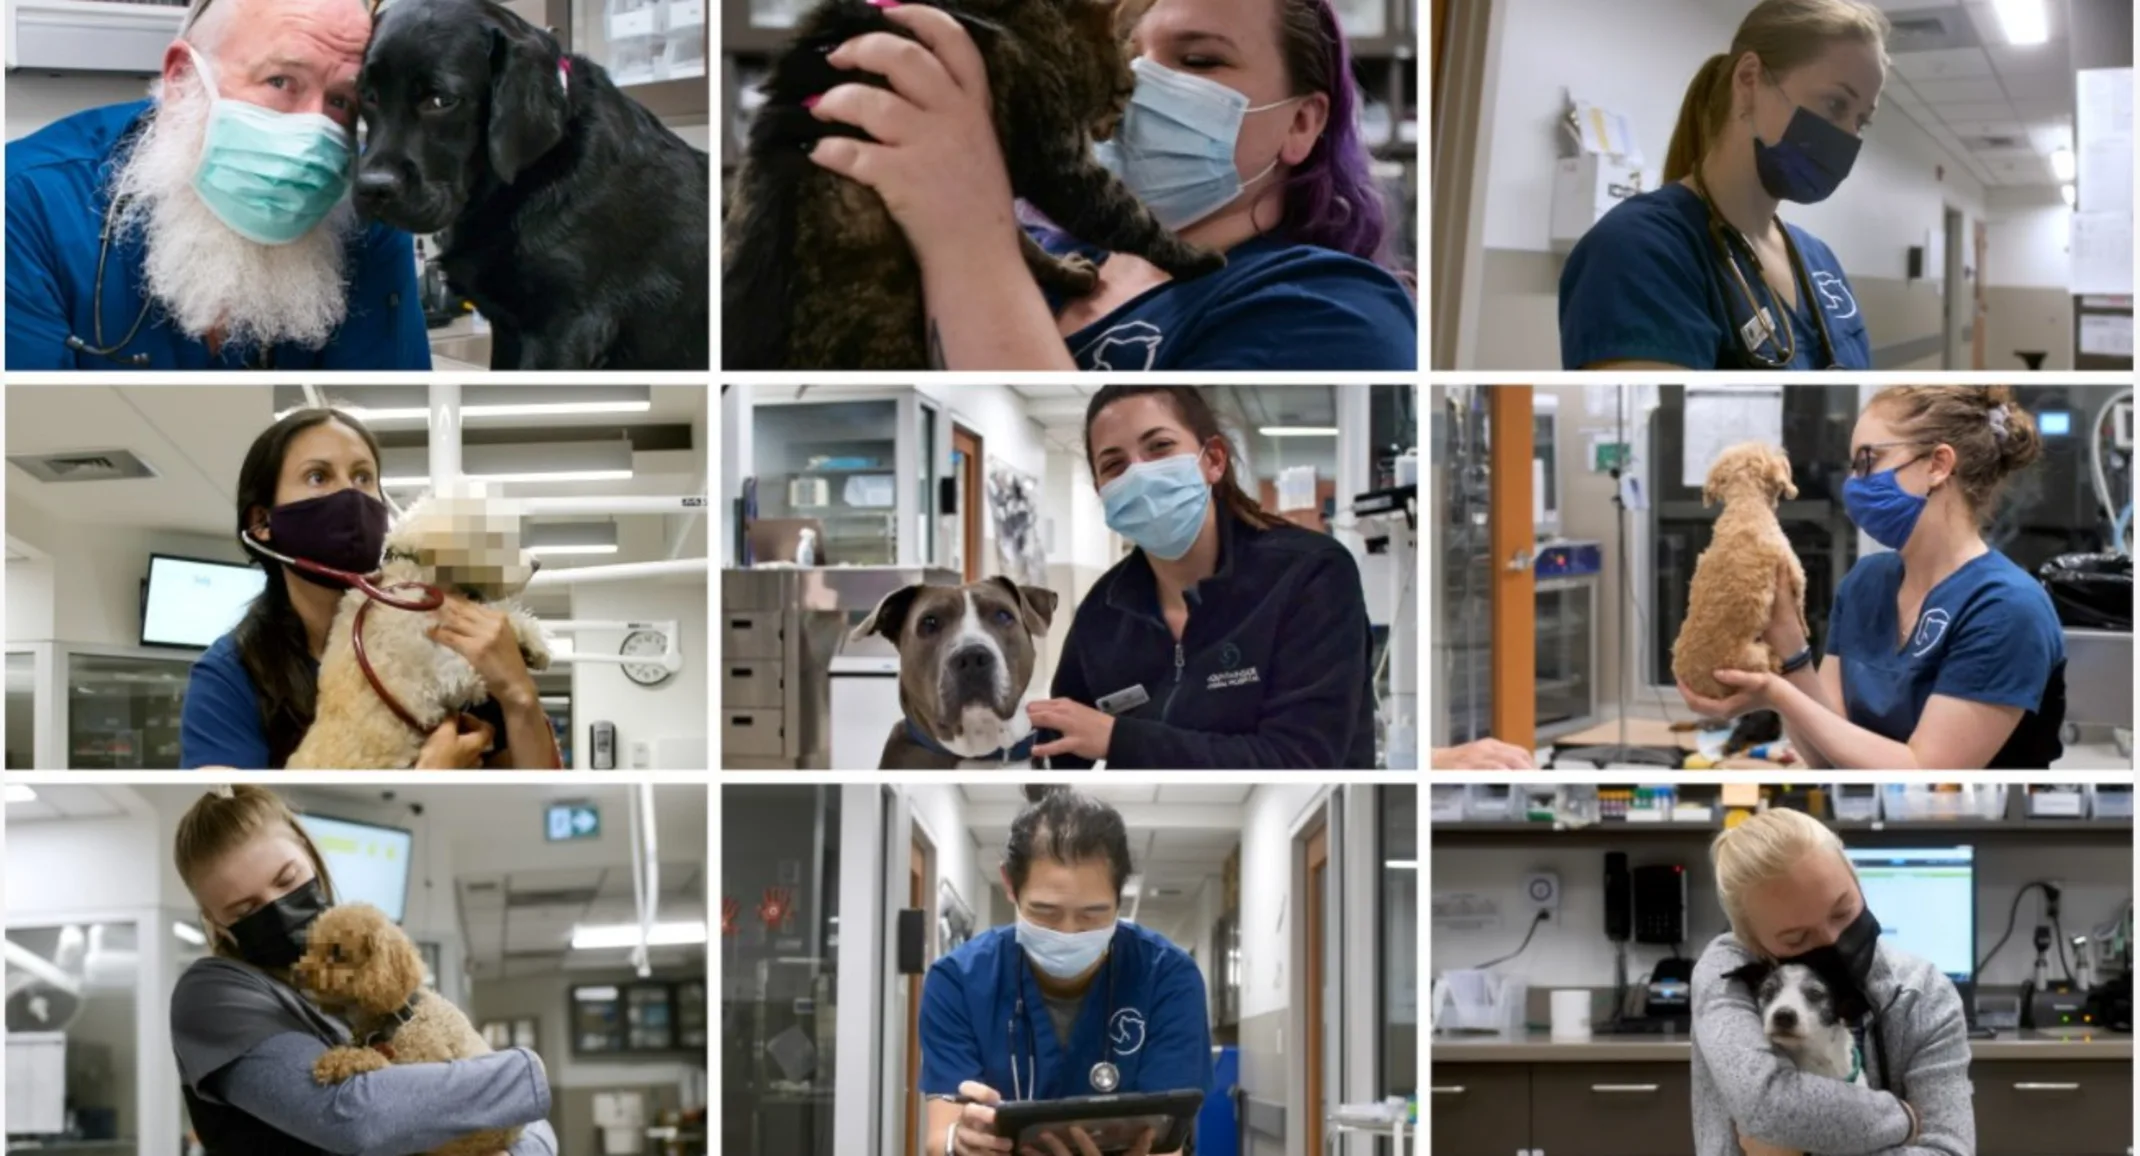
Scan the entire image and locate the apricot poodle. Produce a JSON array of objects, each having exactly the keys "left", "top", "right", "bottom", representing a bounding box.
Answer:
[
  {"left": 292, "top": 903, "right": 522, "bottom": 1156},
  {"left": 1672, "top": 442, "right": 1809, "bottom": 701}
]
